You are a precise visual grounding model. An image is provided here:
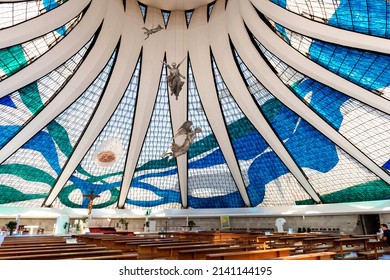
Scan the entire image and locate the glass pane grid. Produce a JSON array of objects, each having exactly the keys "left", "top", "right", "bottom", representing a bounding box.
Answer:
[
  {"left": 161, "top": 10, "right": 170, "bottom": 27},
  {"left": 0, "top": 0, "right": 66, "bottom": 30},
  {"left": 54, "top": 50, "right": 117, "bottom": 146},
  {"left": 0, "top": 50, "right": 116, "bottom": 208},
  {"left": 256, "top": 38, "right": 390, "bottom": 168},
  {"left": 188, "top": 61, "right": 244, "bottom": 208},
  {"left": 213, "top": 56, "right": 312, "bottom": 206},
  {"left": 126, "top": 65, "right": 180, "bottom": 210},
  {"left": 261, "top": 173, "right": 311, "bottom": 206},
  {"left": 0, "top": 37, "right": 93, "bottom": 149},
  {"left": 0, "top": 12, "right": 83, "bottom": 81},
  {"left": 234, "top": 45, "right": 385, "bottom": 204},
  {"left": 53, "top": 57, "right": 141, "bottom": 209},
  {"left": 269, "top": 0, "right": 390, "bottom": 38},
  {"left": 310, "top": 147, "right": 382, "bottom": 197},
  {"left": 185, "top": 10, "right": 193, "bottom": 26},
  {"left": 264, "top": 16, "right": 390, "bottom": 100}
]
